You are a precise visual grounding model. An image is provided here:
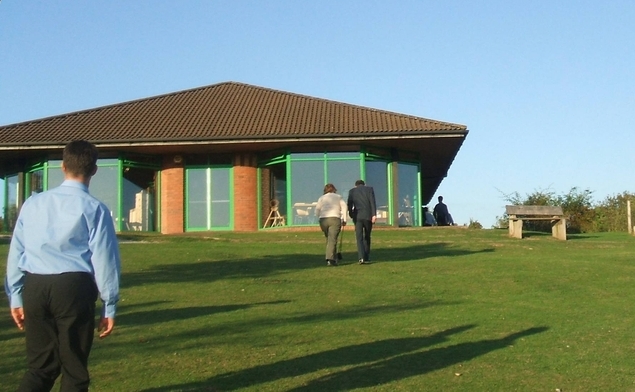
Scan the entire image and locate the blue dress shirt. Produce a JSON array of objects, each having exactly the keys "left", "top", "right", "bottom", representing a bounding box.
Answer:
[{"left": 5, "top": 180, "right": 121, "bottom": 318}]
